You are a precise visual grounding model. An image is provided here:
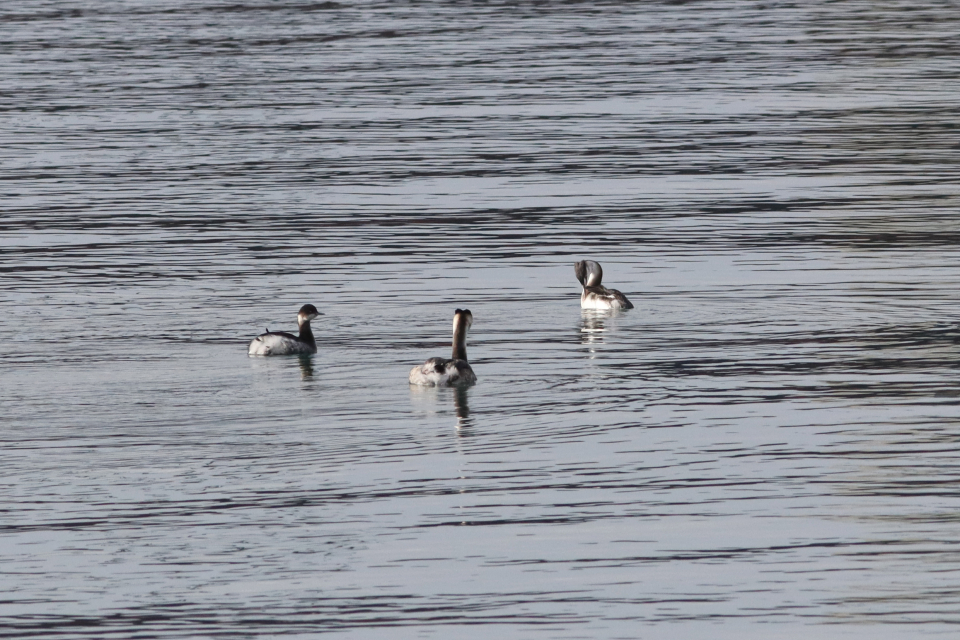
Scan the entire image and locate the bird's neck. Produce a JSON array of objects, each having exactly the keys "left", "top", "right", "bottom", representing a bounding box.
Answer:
[
  {"left": 452, "top": 322, "right": 468, "bottom": 361},
  {"left": 298, "top": 320, "right": 316, "bottom": 348}
]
